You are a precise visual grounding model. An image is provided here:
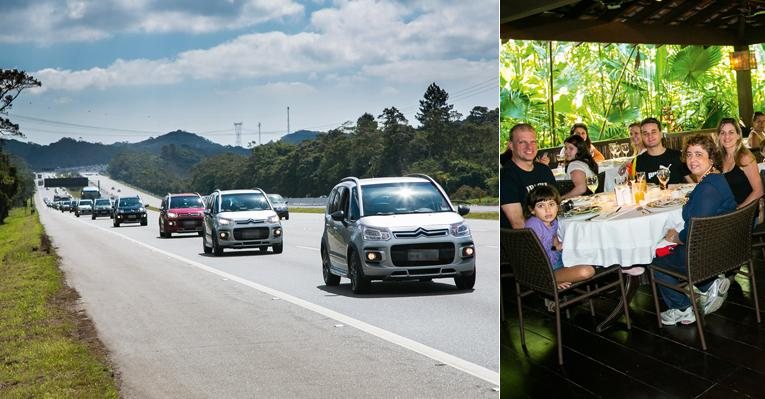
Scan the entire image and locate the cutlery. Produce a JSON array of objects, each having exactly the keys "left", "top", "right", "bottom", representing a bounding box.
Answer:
[
  {"left": 584, "top": 213, "right": 600, "bottom": 221},
  {"left": 605, "top": 206, "right": 622, "bottom": 217}
]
